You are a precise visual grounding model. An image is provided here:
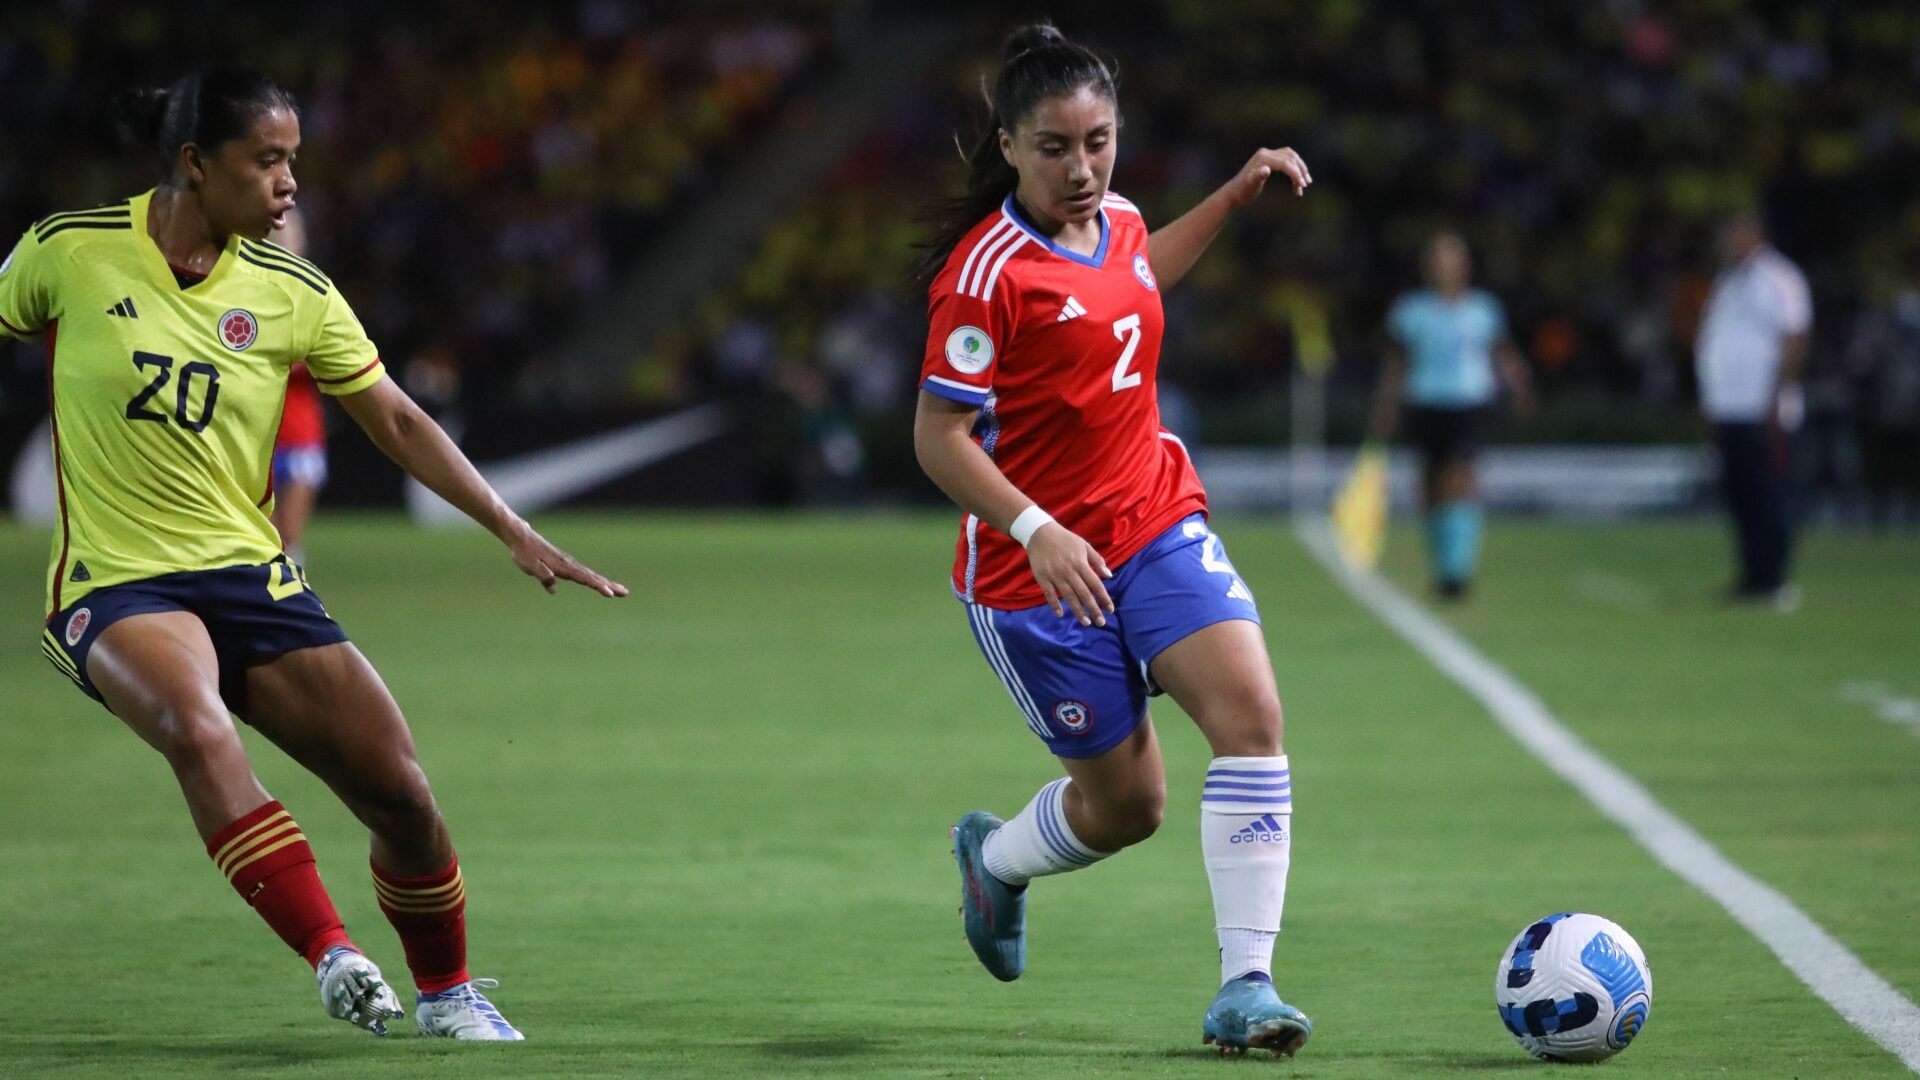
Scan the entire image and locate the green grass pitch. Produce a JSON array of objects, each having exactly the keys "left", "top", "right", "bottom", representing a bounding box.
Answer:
[{"left": 1, "top": 512, "right": 1915, "bottom": 1077}]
